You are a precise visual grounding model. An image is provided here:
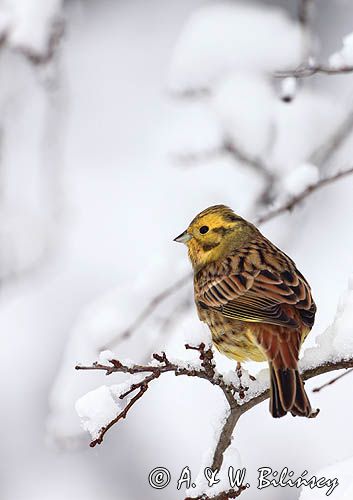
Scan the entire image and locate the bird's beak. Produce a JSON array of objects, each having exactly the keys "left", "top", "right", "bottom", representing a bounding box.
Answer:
[{"left": 174, "top": 230, "right": 192, "bottom": 244}]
